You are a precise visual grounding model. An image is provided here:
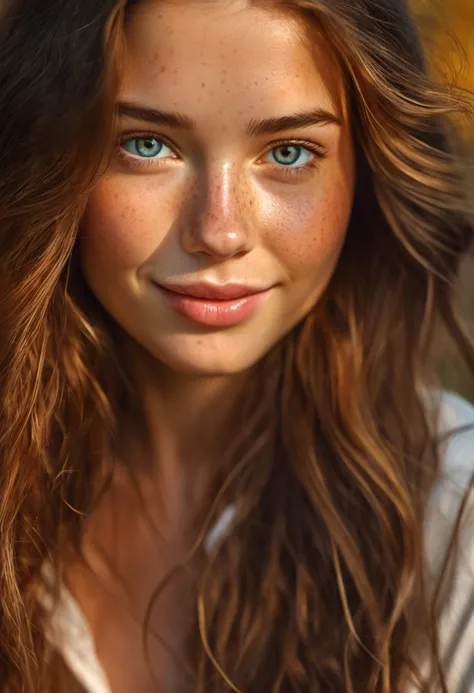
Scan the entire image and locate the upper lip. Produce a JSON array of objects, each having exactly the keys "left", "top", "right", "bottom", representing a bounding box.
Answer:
[{"left": 156, "top": 281, "right": 271, "bottom": 300}]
